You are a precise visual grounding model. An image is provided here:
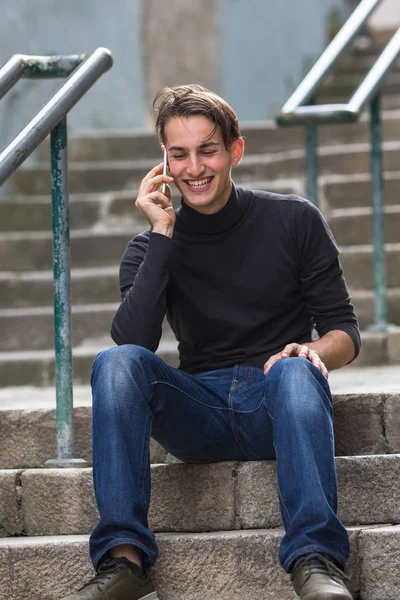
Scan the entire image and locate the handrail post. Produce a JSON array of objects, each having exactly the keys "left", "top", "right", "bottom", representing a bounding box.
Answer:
[
  {"left": 369, "top": 94, "right": 388, "bottom": 331},
  {"left": 305, "top": 124, "right": 319, "bottom": 206},
  {"left": 45, "top": 117, "right": 87, "bottom": 468}
]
